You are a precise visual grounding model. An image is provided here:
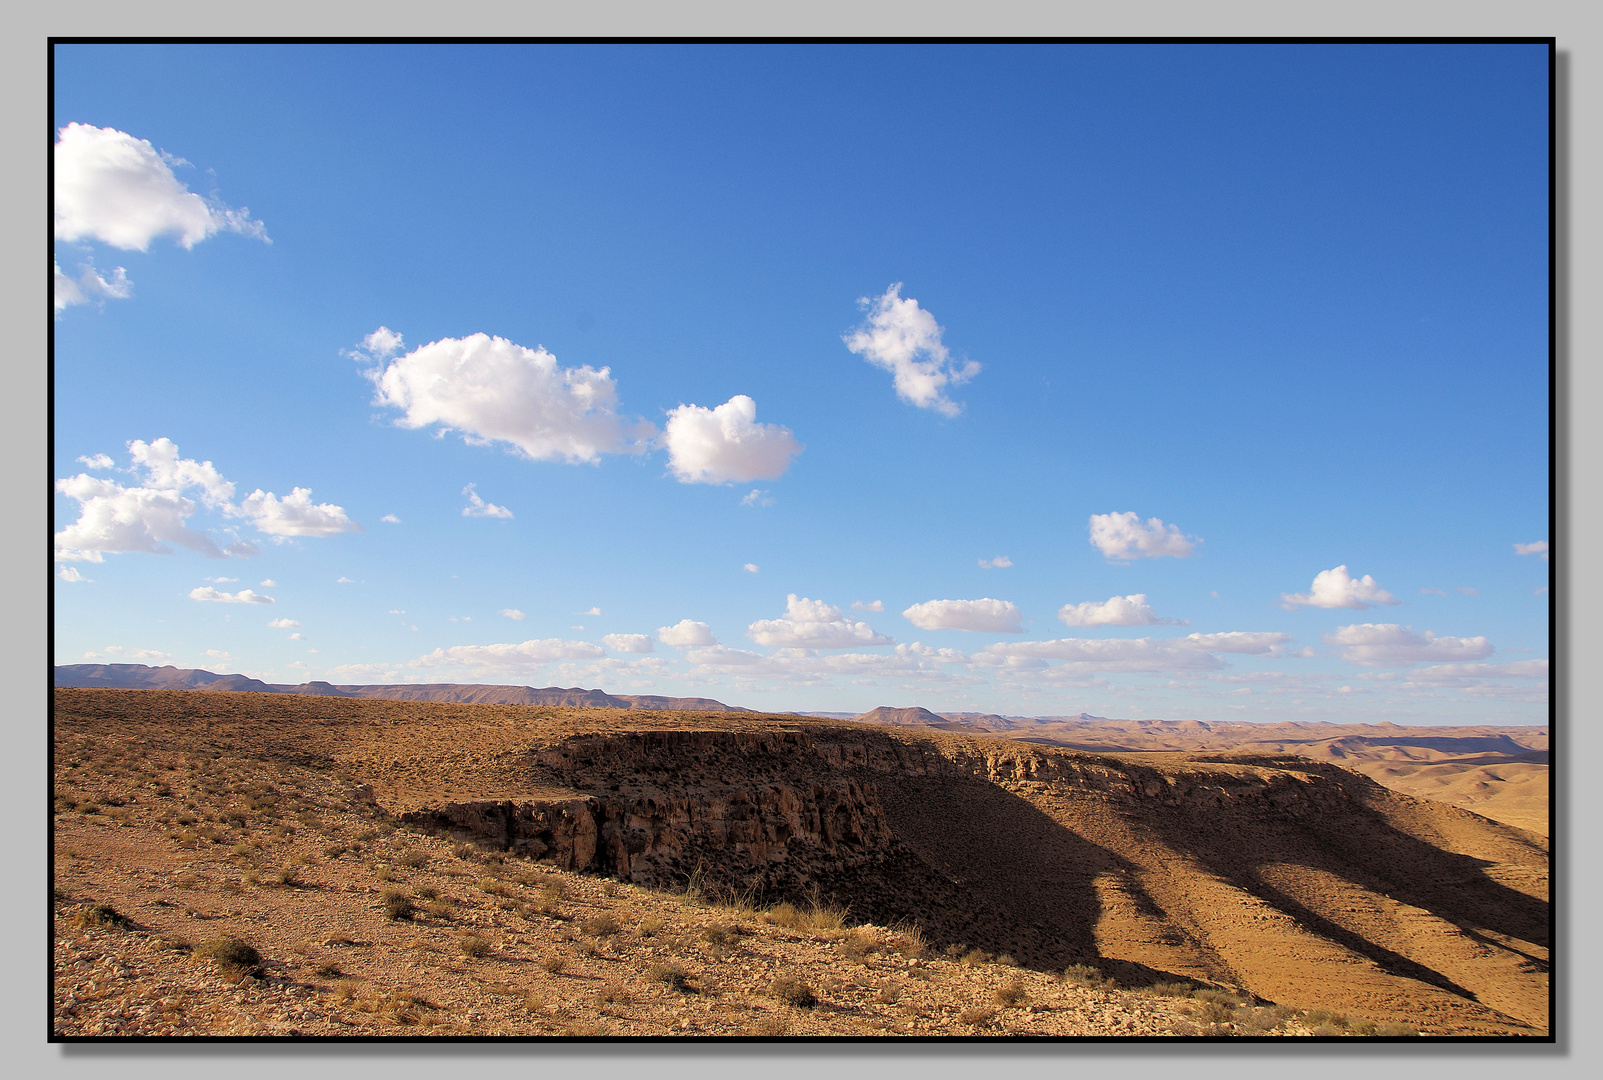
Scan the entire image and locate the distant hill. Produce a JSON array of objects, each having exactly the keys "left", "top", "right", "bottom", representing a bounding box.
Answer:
[
  {"left": 852, "top": 705, "right": 971, "bottom": 731},
  {"left": 52, "top": 663, "right": 747, "bottom": 712}
]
